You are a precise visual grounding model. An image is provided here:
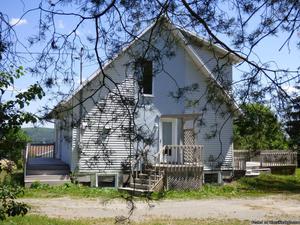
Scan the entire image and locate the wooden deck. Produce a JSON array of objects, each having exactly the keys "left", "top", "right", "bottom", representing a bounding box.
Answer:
[
  {"left": 24, "top": 143, "right": 70, "bottom": 187},
  {"left": 28, "top": 158, "right": 67, "bottom": 166},
  {"left": 234, "top": 150, "right": 297, "bottom": 174},
  {"left": 155, "top": 145, "right": 204, "bottom": 190}
]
